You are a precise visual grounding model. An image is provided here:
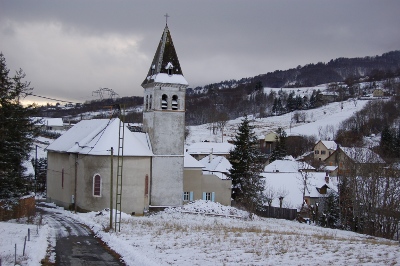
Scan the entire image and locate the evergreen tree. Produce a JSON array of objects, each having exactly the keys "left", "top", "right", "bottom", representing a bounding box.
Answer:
[
  {"left": 269, "top": 128, "right": 287, "bottom": 162},
  {"left": 272, "top": 98, "right": 277, "bottom": 114},
  {"left": 228, "top": 115, "right": 265, "bottom": 211},
  {"left": 286, "top": 91, "right": 295, "bottom": 111},
  {"left": 0, "top": 53, "right": 38, "bottom": 198},
  {"left": 380, "top": 125, "right": 393, "bottom": 157},
  {"left": 319, "top": 191, "right": 340, "bottom": 228}
]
